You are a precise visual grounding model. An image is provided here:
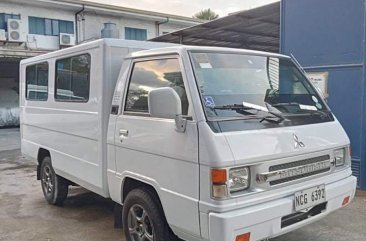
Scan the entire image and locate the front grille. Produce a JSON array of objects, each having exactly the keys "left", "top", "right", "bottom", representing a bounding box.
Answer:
[{"left": 269, "top": 155, "right": 331, "bottom": 185}]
